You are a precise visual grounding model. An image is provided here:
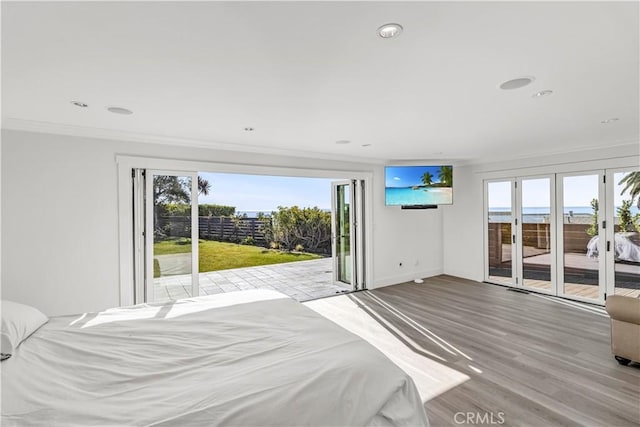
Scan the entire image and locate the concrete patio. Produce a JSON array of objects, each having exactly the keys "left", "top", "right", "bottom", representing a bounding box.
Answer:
[{"left": 153, "top": 258, "right": 351, "bottom": 304}]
